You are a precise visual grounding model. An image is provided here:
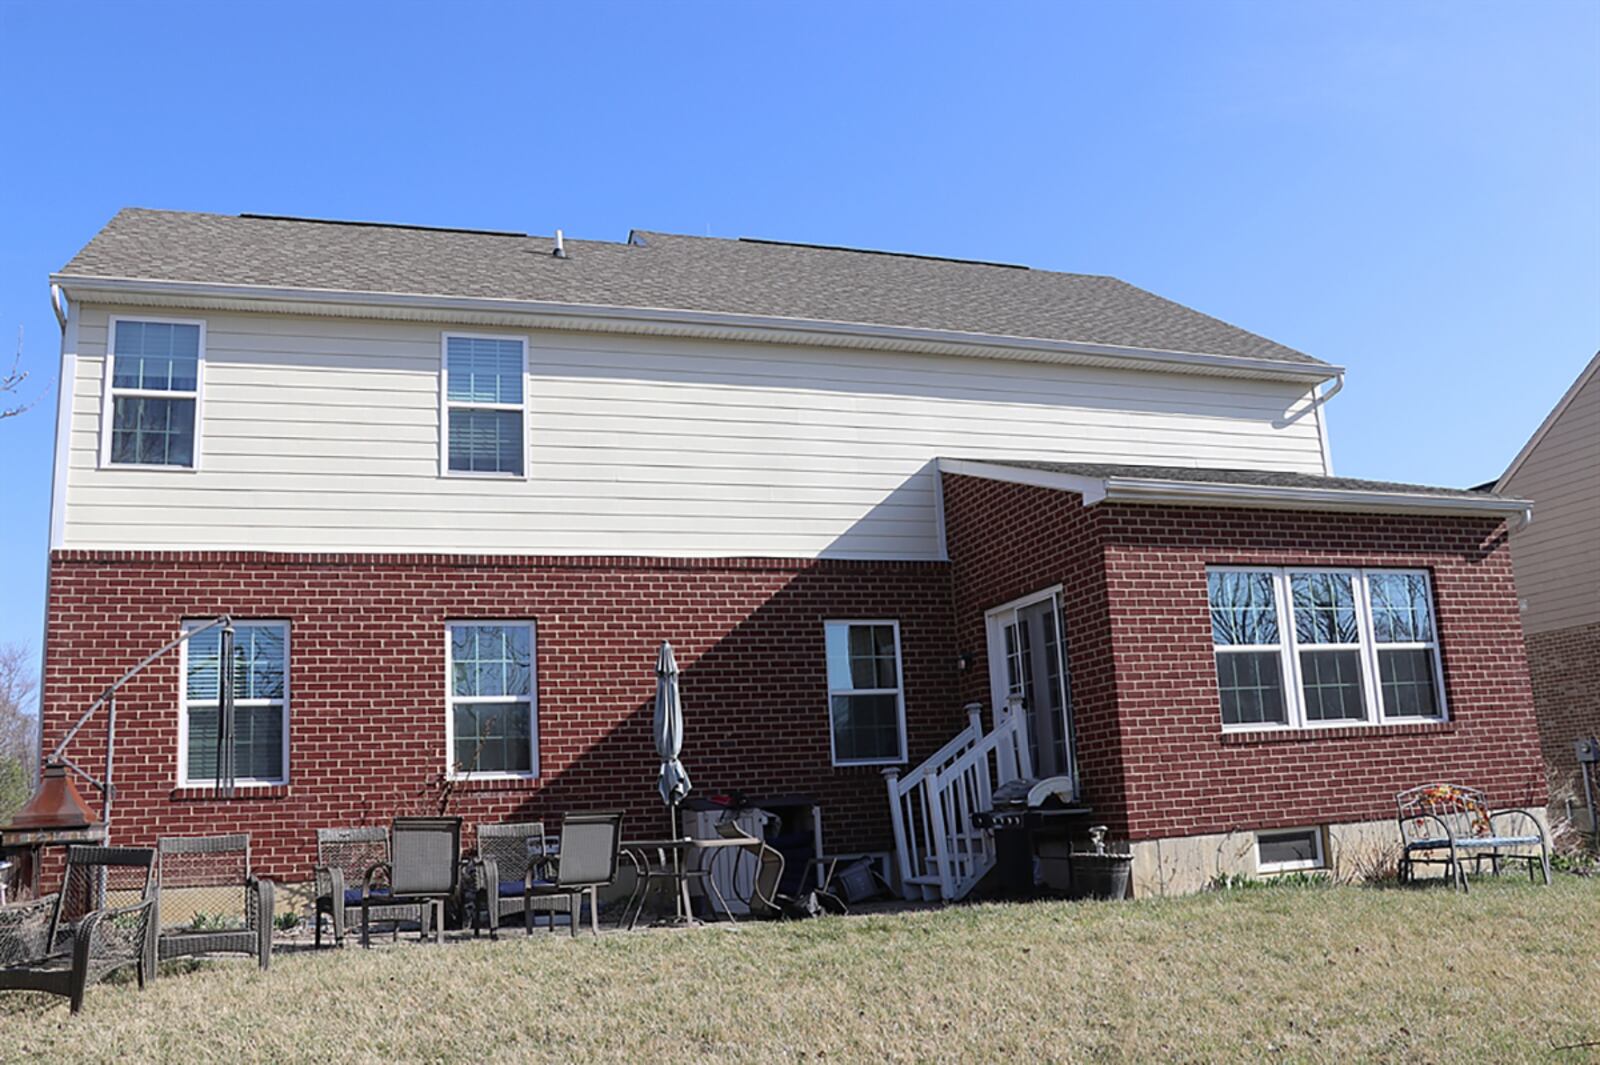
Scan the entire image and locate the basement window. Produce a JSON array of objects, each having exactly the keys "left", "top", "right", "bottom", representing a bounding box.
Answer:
[
  {"left": 102, "top": 318, "right": 204, "bottom": 468},
  {"left": 1256, "top": 827, "right": 1326, "bottom": 874},
  {"left": 441, "top": 334, "right": 527, "bottom": 477}
]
